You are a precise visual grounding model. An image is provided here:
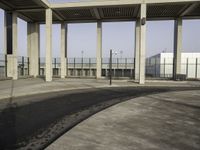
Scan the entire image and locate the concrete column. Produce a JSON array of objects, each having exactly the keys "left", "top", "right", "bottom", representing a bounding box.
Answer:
[
  {"left": 134, "top": 19, "right": 140, "bottom": 81},
  {"left": 61, "top": 23, "right": 67, "bottom": 78},
  {"left": 96, "top": 21, "right": 102, "bottom": 79},
  {"left": 6, "top": 12, "right": 18, "bottom": 80},
  {"left": 28, "top": 23, "right": 40, "bottom": 77},
  {"left": 4, "top": 12, "right": 7, "bottom": 55},
  {"left": 173, "top": 18, "right": 182, "bottom": 78},
  {"left": 139, "top": 4, "right": 147, "bottom": 84},
  {"left": 45, "top": 9, "right": 53, "bottom": 81}
]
